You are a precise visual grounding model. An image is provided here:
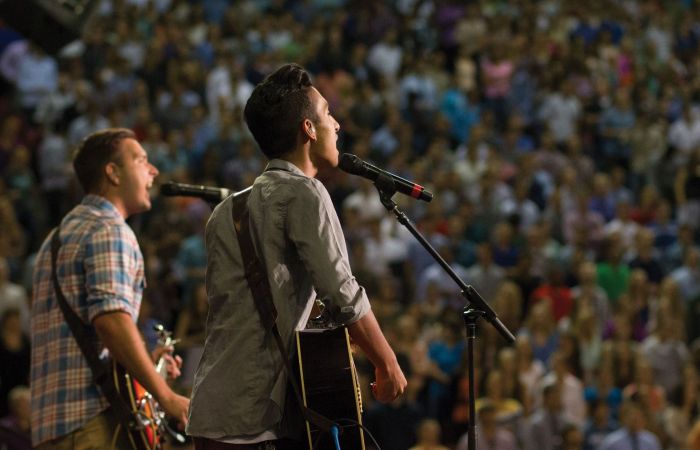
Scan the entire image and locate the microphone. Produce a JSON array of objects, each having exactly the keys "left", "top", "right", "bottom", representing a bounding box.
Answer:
[
  {"left": 338, "top": 153, "right": 433, "bottom": 202},
  {"left": 160, "top": 181, "right": 232, "bottom": 203}
]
